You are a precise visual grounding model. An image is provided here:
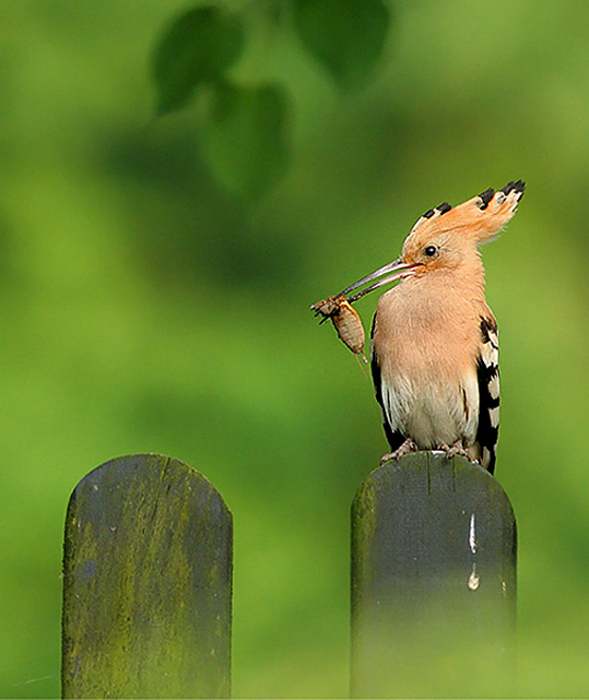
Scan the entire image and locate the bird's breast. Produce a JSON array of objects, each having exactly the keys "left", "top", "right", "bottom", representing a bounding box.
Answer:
[{"left": 372, "top": 277, "right": 484, "bottom": 447}]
